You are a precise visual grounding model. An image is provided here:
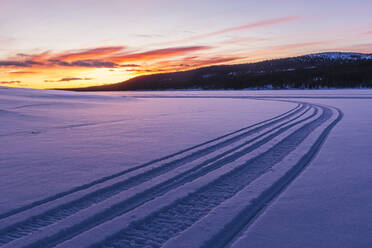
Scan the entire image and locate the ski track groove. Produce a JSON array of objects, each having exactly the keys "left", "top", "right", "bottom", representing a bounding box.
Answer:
[
  {"left": 0, "top": 97, "right": 342, "bottom": 248},
  {"left": 0, "top": 103, "right": 304, "bottom": 246}
]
